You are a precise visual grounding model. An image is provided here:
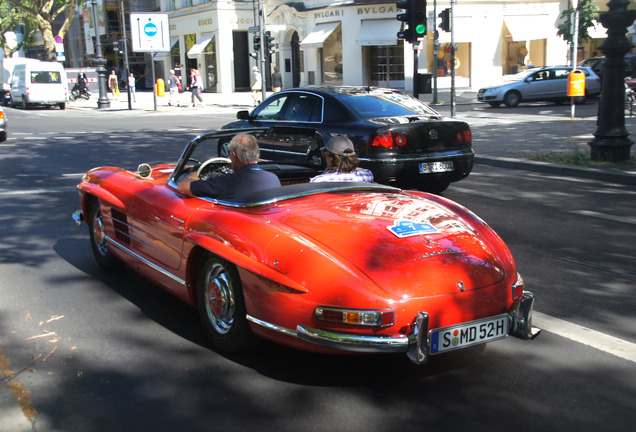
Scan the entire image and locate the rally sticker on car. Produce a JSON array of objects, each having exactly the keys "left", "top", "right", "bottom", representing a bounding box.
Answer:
[{"left": 387, "top": 219, "right": 439, "bottom": 238}]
